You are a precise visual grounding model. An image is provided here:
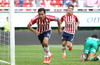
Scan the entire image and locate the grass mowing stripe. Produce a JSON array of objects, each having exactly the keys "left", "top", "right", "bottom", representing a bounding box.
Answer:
[{"left": 15, "top": 45, "right": 100, "bottom": 65}]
